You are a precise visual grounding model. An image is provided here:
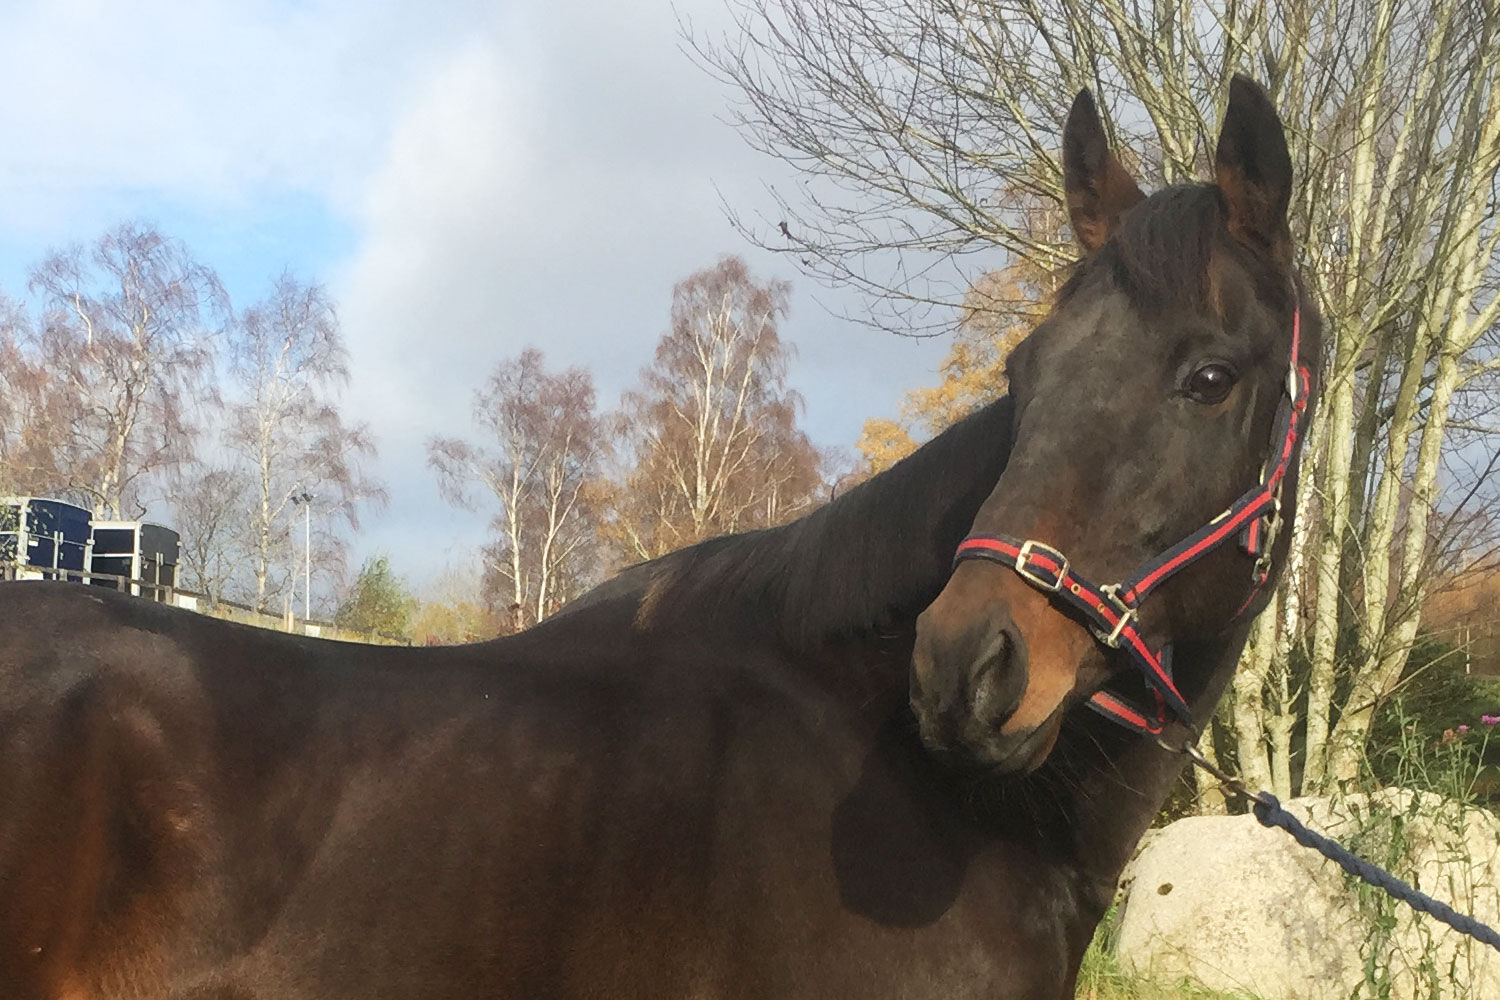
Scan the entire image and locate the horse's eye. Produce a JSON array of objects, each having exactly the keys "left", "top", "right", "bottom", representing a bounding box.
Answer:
[{"left": 1187, "top": 363, "right": 1237, "bottom": 404}]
